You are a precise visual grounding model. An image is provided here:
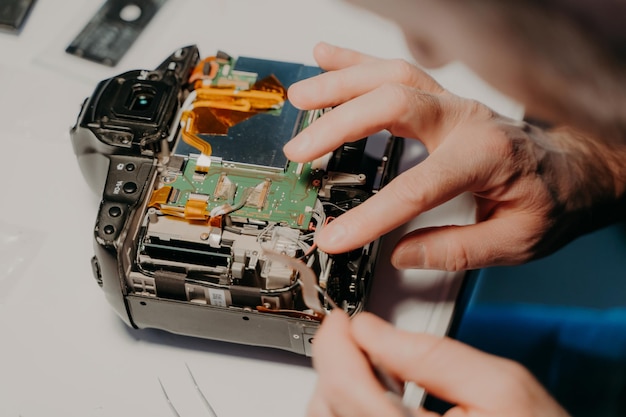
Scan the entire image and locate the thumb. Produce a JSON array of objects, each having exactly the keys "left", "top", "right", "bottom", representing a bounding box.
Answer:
[
  {"left": 350, "top": 313, "right": 566, "bottom": 415},
  {"left": 390, "top": 216, "right": 540, "bottom": 271}
]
